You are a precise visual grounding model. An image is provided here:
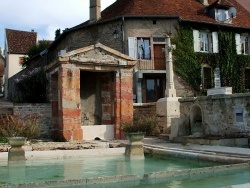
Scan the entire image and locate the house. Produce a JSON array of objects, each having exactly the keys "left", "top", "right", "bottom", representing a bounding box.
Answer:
[
  {"left": 0, "top": 54, "right": 4, "bottom": 92},
  {"left": 46, "top": 0, "right": 250, "bottom": 102},
  {"left": 4, "top": 29, "right": 37, "bottom": 98},
  {"left": 10, "top": 0, "right": 250, "bottom": 141}
]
